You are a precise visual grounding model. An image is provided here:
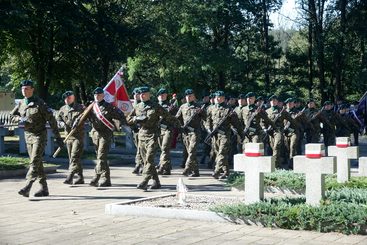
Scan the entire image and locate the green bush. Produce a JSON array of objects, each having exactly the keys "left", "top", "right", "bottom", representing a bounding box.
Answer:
[
  {"left": 0, "top": 156, "right": 56, "bottom": 170},
  {"left": 212, "top": 190, "right": 367, "bottom": 234},
  {"left": 227, "top": 170, "right": 367, "bottom": 191}
]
